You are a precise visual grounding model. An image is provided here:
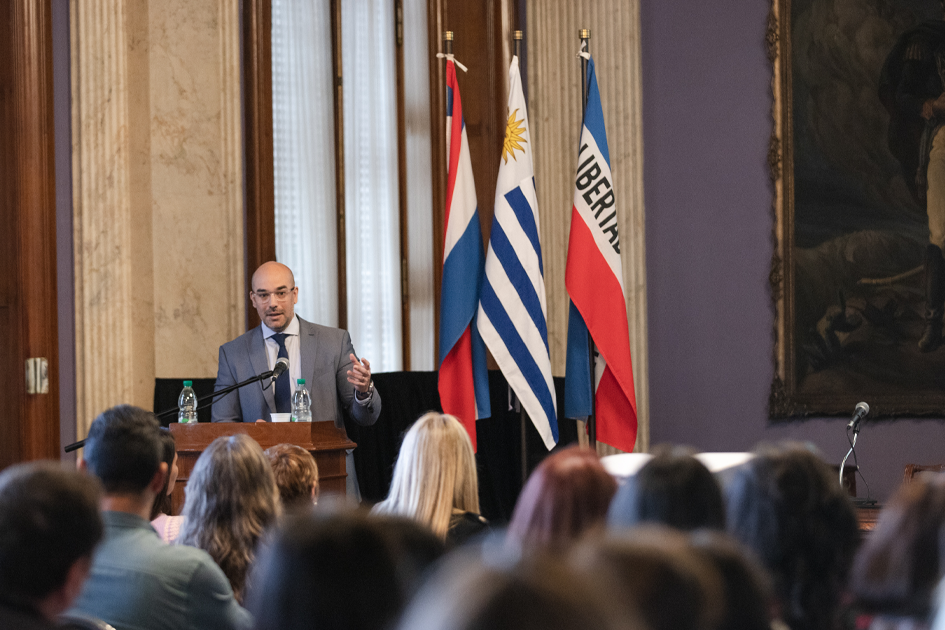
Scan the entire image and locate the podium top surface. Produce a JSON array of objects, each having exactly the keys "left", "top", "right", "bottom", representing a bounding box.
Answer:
[
  {"left": 601, "top": 452, "right": 756, "bottom": 479},
  {"left": 169, "top": 421, "right": 356, "bottom": 452}
]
